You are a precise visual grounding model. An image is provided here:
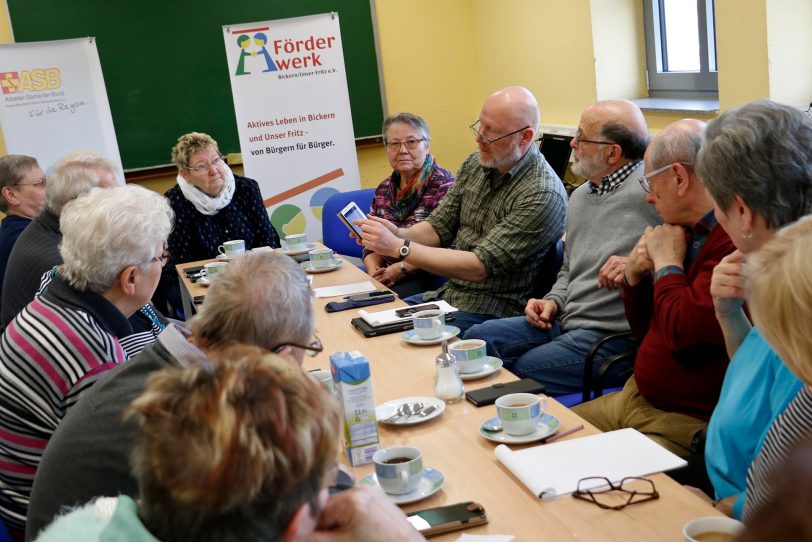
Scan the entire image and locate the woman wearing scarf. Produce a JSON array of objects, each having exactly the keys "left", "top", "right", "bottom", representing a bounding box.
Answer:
[
  {"left": 162, "top": 132, "right": 280, "bottom": 312},
  {"left": 363, "top": 113, "right": 454, "bottom": 297}
]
